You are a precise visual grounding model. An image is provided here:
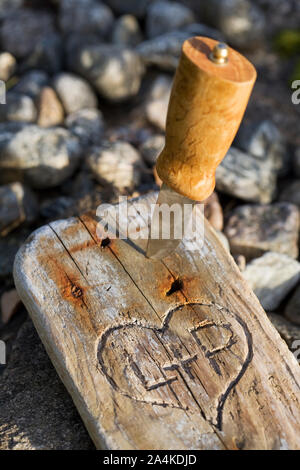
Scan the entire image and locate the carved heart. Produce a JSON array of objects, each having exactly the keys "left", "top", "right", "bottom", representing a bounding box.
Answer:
[{"left": 97, "top": 302, "right": 252, "bottom": 430}]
